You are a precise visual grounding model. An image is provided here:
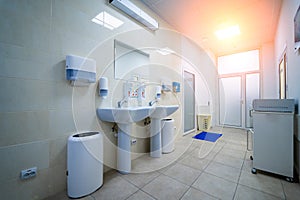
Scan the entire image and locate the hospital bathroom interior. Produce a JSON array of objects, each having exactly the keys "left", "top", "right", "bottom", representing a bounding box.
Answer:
[{"left": 1, "top": 0, "right": 300, "bottom": 200}]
